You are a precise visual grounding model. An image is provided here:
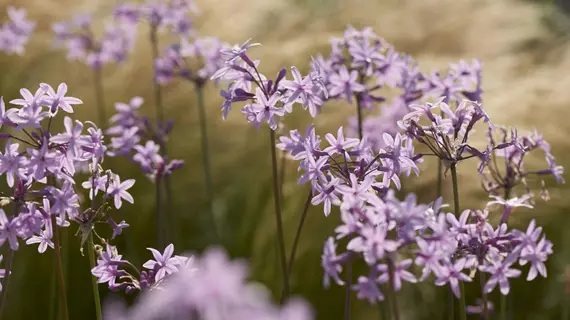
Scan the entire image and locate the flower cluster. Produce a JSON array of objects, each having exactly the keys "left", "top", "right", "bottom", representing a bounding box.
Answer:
[
  {"left": 91, "top": 243, "right": 190, "bottom": 293},
  {"left": 310, "top": 26, "right": 483, "bottom": 149},
  {"left": 106, "top": 96, "right": 184, "bottom": 181},
  {"left": 278, "top": 126, "right": 420, "bottom": 216},
  {"left": 0, "top": 83, "right": 135, "bottom": 255},
  {"left": 268, "top": 25, "right": 563, "bottom": 315},
  {"left": 480, "top": 125, "right": 564, "bottom": 201},
  {"left": 155, "top": 36, "right": 227, "bottom": 86},
  {"left": 52, "top": 13, "right": 137, "bottom": 68},
  {"left": 114, "top": 0, "right": 198, "bottom": 36},
  {"left": 398, "top": 98, "right": 493, "bottom": 170},
  {"left": 0, "top": 7, "right": 35, "bottom": 55},
  {"left": 102, "top": 247, "right": 313, "bottom": 320},
  {"left": 322, "top": 190, "right": 552, "bottom": 304},
  {"left": 213, "top": 39, "right": 327, "bottom": 125}
]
